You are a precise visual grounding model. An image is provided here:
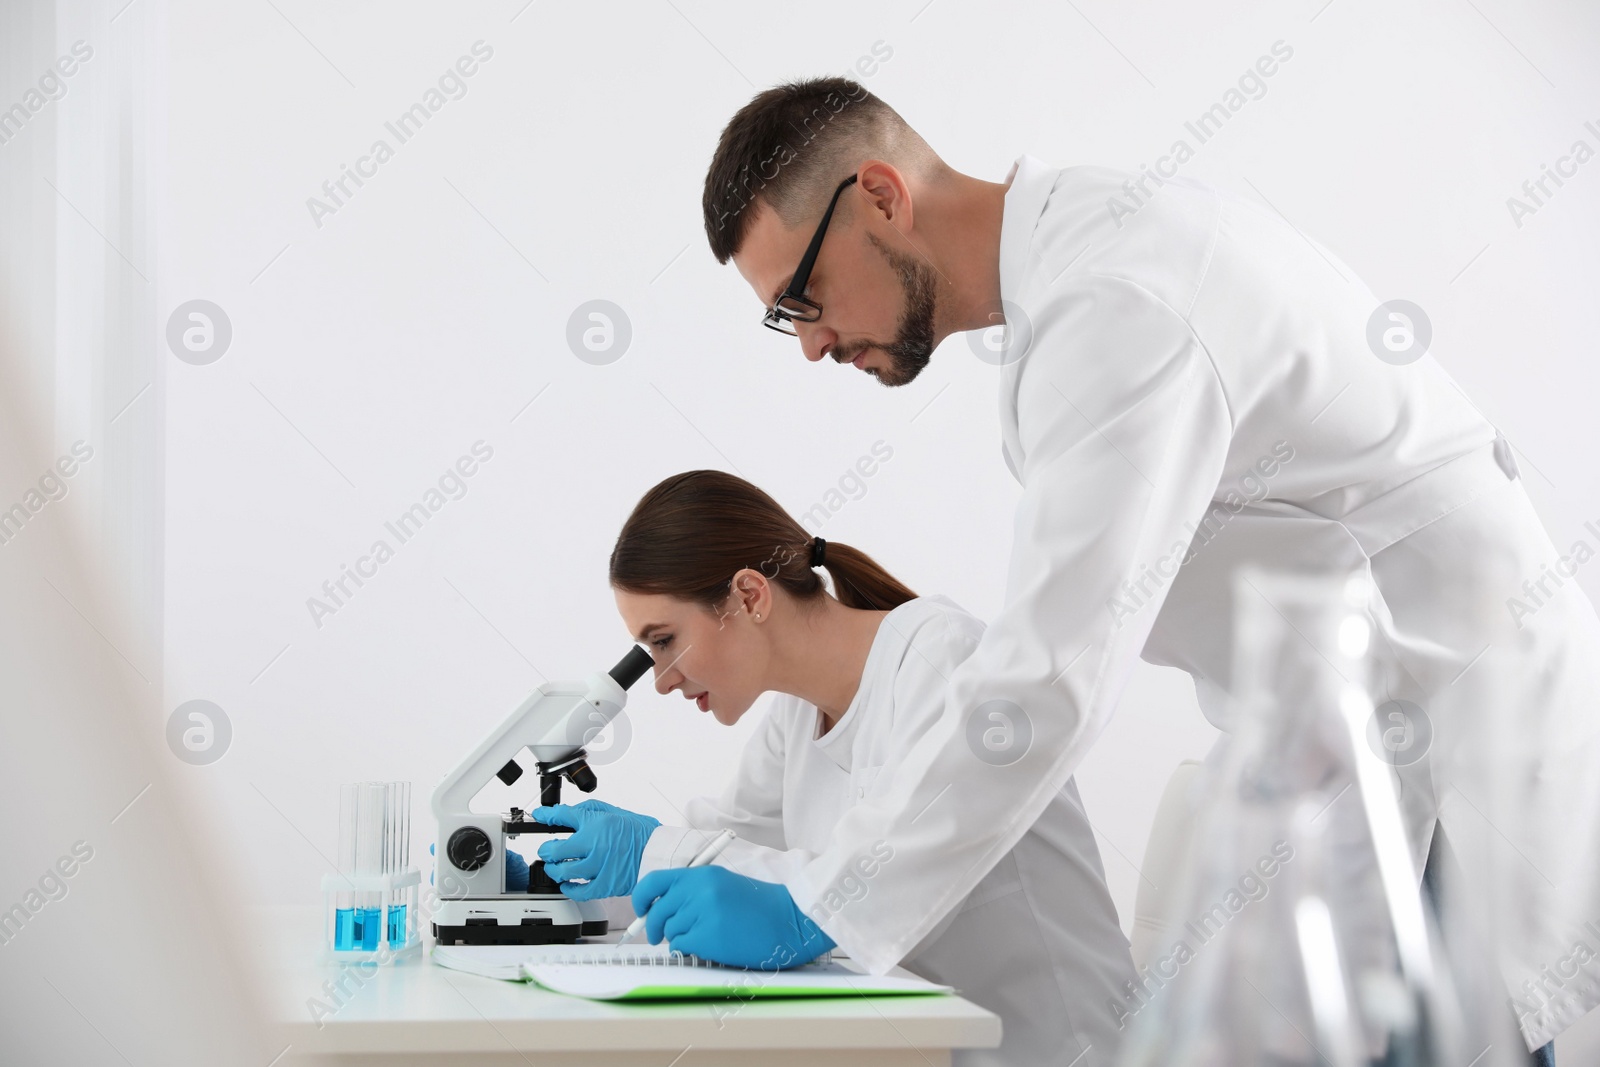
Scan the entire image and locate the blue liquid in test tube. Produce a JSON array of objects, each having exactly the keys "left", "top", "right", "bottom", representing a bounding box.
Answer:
[
  {"left": 355, "top": 782, "right": 387, "bottom": 953},
  {"left": 384, "top": 781, "right": 411, "bottom": 947},
  {"left": 334, "top": 907, "right": 358, "bottom": 951},
  {"left": 335, "top": 783, "right": 359, "bottom": 952}
]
